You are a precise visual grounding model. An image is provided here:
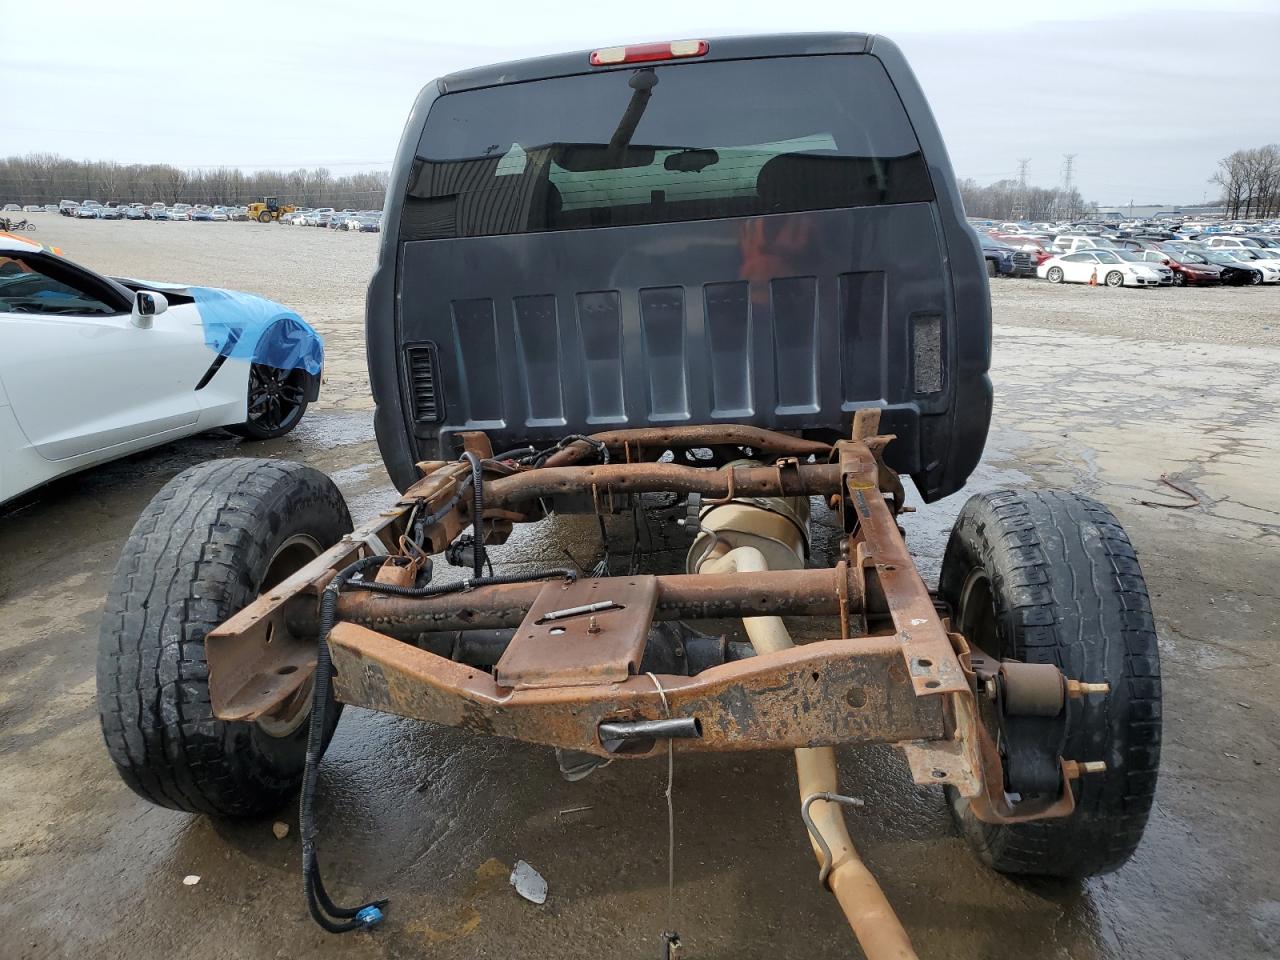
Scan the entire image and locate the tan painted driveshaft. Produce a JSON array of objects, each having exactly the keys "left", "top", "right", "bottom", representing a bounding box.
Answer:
[{"left": 700, "top": 543, "right": 918, "bottom": 960}]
